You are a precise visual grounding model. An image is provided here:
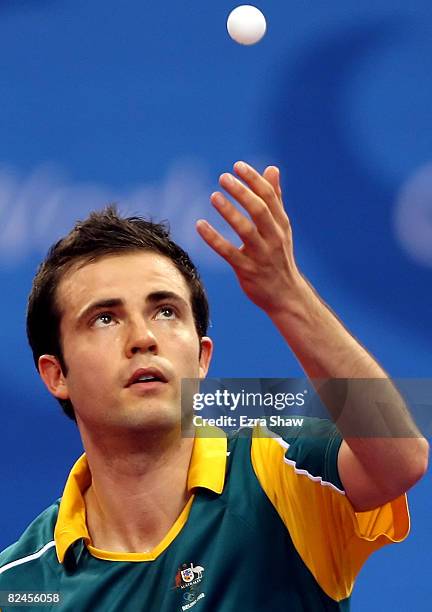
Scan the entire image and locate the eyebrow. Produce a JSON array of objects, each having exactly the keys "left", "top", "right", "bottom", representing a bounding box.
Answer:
[{"left": 75, "top": 291, "right": 190, "bottom": 327}]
